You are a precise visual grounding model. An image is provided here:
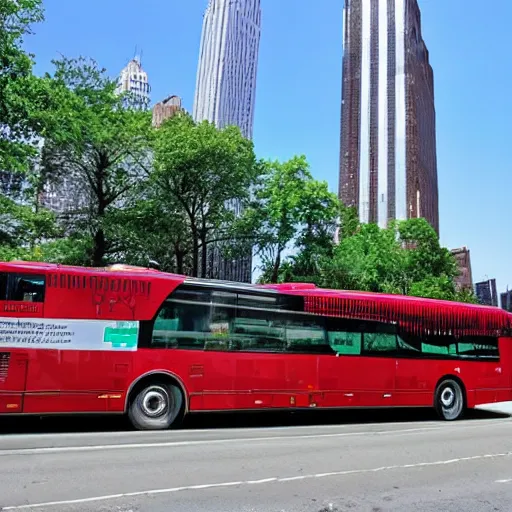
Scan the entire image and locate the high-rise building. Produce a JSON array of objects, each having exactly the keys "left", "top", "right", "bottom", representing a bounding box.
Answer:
[
  {"left": 152, "top": 95, "right": 185, "bottom": 128},
  {"left": 193, "top": 0, "right": 261, "bottom": 139},
  {"left": 339, "top": 0, "right": 439, "bottom": 234},
  {"left": 451, "top": 247, "right": 473, "bottom": 292},
  {"left": 193, "top": 0, "right": 261, "bottom": 283},
  {"left": 475, "top": 279, "right": 498, "bottom": 307},
  {"left": 501, "top": 289, "right": 512, "bottom": 313},
  {"left": 116, "top": 56, "right": 151, "bottom": 110}
]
